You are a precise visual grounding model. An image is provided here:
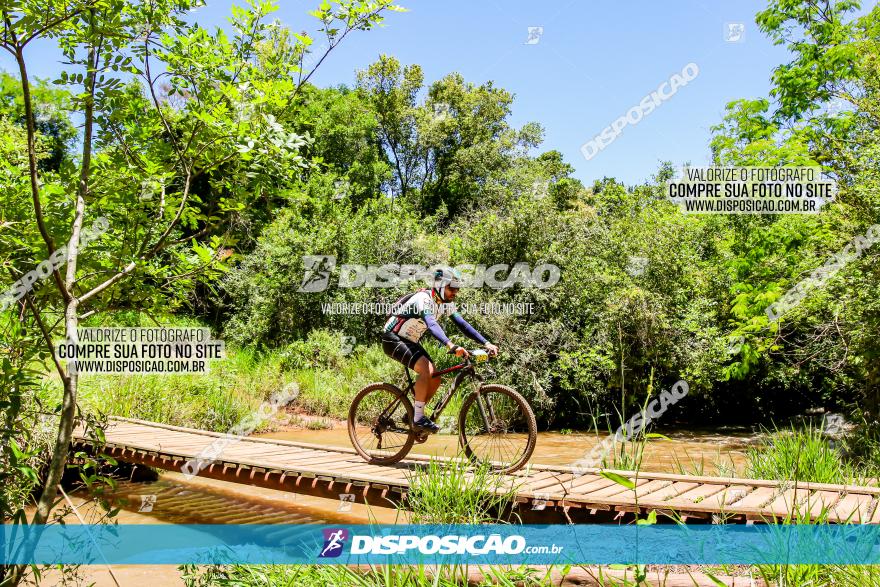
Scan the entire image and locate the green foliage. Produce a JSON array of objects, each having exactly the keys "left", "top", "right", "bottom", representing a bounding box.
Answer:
[
  {"left": 404, "top": 457, "right": 518, "bottom": 525},
  {"left": 746, "top": 423, "right": 863, "bottom": 485},
  {"left": 0, "top": 72, "right": 76, "bottom": 171},
  {"left": 180, "top": 562, "right": 558, "bottom": 587},
  {"left": 69, "top": 321, "right": 398, "bottom": 427},
  {"left": 74, "top": 345, "right": 293, "bottom": 431},
  {"left": 0, "top": 315, "right": 54, "bottom": 520},
  {"left": 355, "top": 54, "right": 545, "bottom": 219}
]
